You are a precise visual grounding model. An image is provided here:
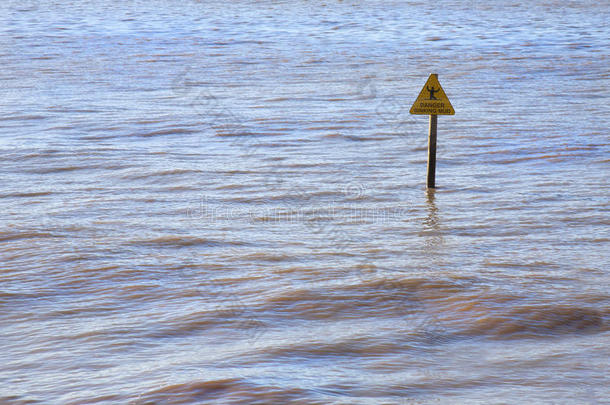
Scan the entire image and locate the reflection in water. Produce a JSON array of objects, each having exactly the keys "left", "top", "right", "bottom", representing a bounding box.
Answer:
[{"left": 421, "top": 189, "right": 444, "bottom": 251}]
